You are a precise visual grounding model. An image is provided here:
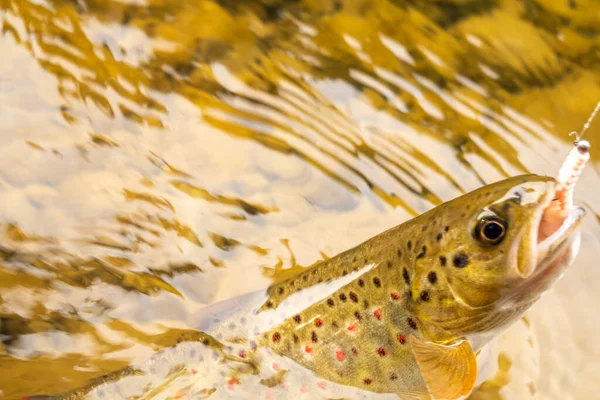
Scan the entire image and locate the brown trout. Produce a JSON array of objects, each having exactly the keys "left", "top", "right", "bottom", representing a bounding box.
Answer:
[{"left": 25, "top": 144, "right": 590, "bottom": 400}]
